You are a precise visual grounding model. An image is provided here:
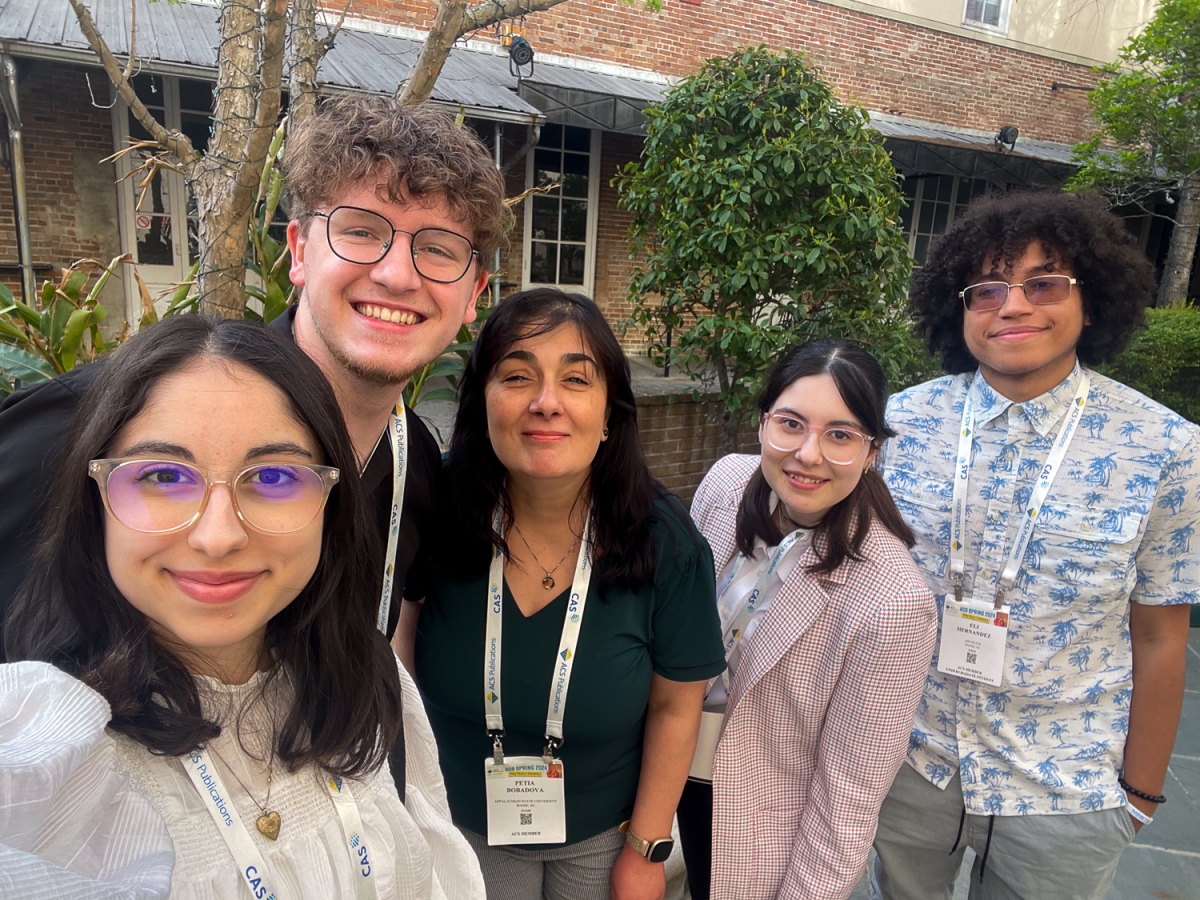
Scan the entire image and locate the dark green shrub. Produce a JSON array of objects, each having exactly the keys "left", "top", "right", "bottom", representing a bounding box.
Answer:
[{"left": 1099, "top": 305, "right": 1200, "bottom": 423}]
